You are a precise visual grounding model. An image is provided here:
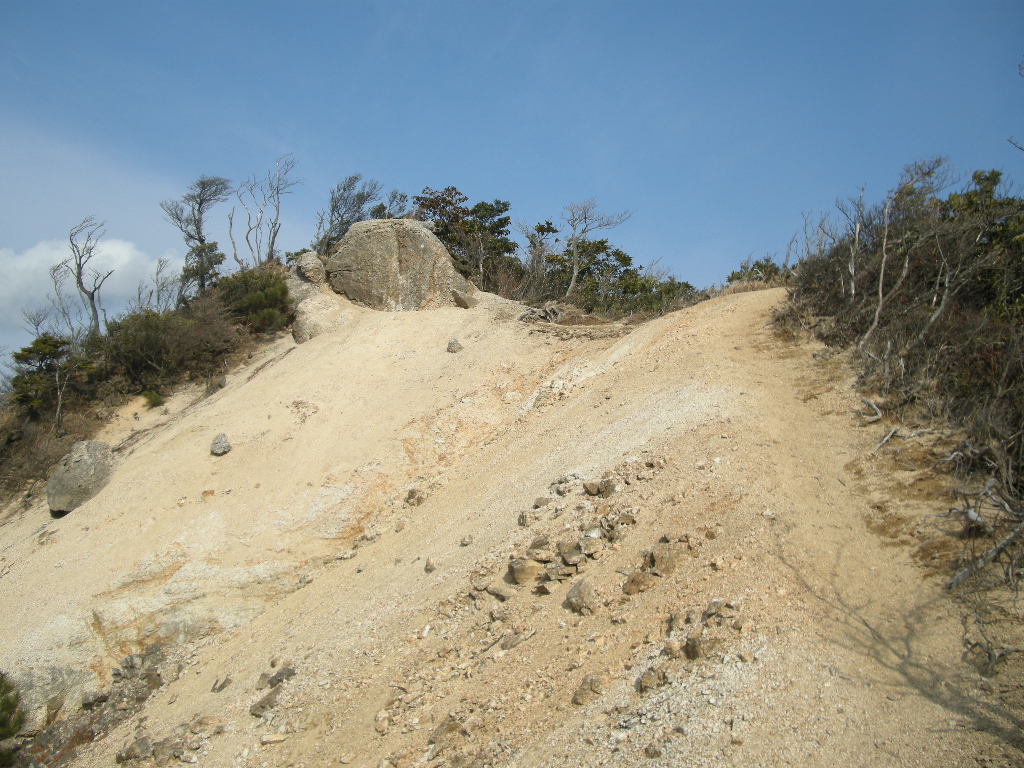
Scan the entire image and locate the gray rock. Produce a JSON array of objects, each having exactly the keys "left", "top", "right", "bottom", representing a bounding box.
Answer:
[
  {"left": 564, "top": 578, "right": 599, "bottom": 615},
  {"left": 47, "top": 440, "right": 114, "bottom": 515},
  {"left": 452, "top": 289, "right": 479, "bottom": 309},
  {"left": 447, "top": 339, "right": 464, "bottom": 353},
  {"left": 636, "top": 665, "right": 668, "bottom": 692},
  {"left": 326, "top": 219, "right": 472, "bottom": 311},
  {"left": 116, "top": 735, "right": 153, "bottom": 763},
  {"left": 294, "top": 251, "right": 326, "bottom": 284},
  {"left": 572, "top": 674, "right": 605, "bottom": 705},
  {"left": 210, "top": 433, "right": 231, "bottom": 456},
  {"left": 508, "top": 558, "right": 544, "bottom": 585},
  {"left": 622, "top": 570, "right": 656, "bottom": 596}
]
